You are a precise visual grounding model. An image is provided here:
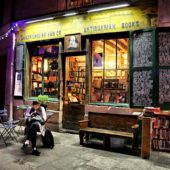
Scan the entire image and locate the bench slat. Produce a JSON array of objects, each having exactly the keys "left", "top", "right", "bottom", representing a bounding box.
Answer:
[{"left": 80, "top": 127, "right": 133, "bottom": 139}]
